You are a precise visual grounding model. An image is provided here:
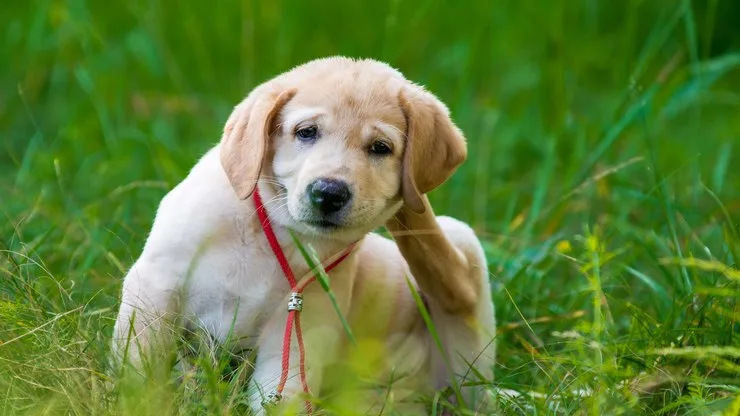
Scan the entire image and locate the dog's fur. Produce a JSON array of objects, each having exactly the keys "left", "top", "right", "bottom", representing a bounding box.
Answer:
[{"left": 112, "top": 57, "right": 496, "bottom": 414}]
